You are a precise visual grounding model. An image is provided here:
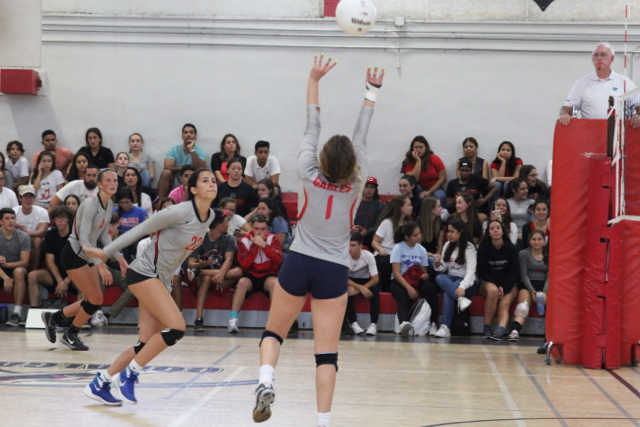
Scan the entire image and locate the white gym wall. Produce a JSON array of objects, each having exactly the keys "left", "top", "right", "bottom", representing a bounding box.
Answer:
[{"left": 1, "top": 0, "right": 638, "bottom": 193}]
